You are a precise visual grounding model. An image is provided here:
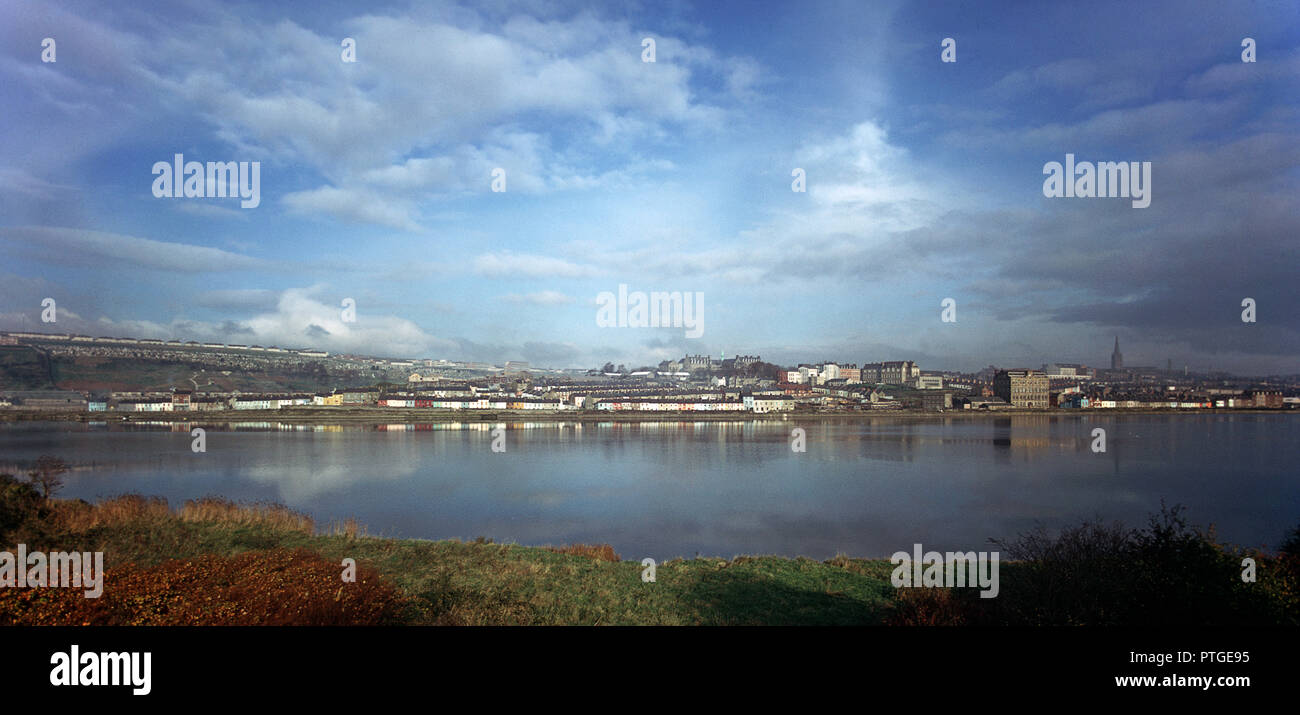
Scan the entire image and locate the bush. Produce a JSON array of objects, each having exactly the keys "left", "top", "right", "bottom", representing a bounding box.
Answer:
[
  {"left": 1273, "top": 521, "right": 1300, "bottom": 608},
  {"left": 0, "top": 473, "right": 49, "bottom": 546},
  {"left": 972, "top": 504, "right": 1293, "bottom": 625},
  {"left": 1280, "top": 522, "right": 1300, "bottom": 559},
  {"left": 886, "top": 587, "right": 972, "bottom": 626},
  {"left": 27, "top": 455, "right": 68, "bottom": 500}
]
